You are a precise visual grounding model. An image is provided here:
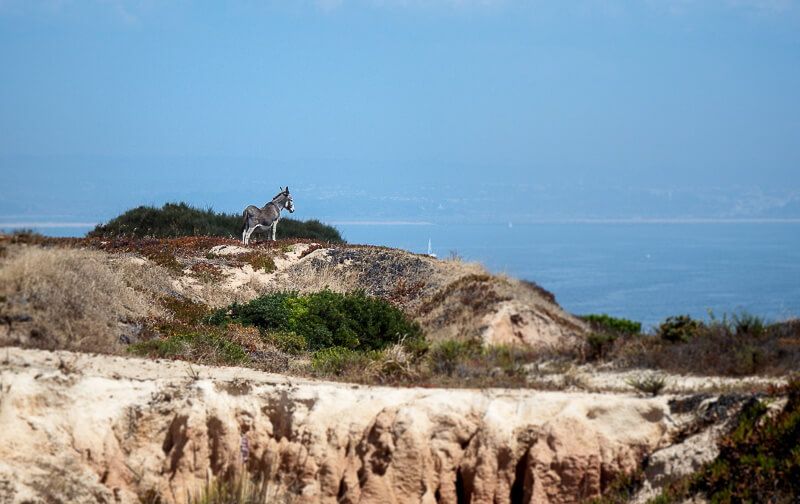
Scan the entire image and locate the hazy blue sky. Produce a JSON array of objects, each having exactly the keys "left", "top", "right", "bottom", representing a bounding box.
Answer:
[{"left": 1, "top": 0, "right": 799, "bottom": 223}]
